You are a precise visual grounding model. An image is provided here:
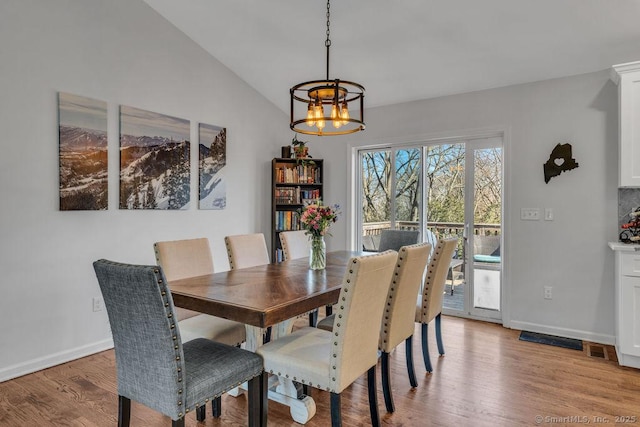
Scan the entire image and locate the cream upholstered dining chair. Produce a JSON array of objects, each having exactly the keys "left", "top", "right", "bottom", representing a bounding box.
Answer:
[
  {"left": 93, "top": 260, "right": 267, "bottom": 427},
  {"left": 317, "top": 243, "right": 431, "bottom": 413},
  {"left": 279, "top": 230, "right": 322, "bottom": 326},
  {"left": 154, "top": 238, "right": 247, "bottom": 419},
  {"left": 257, "top": 251, "right": 397, "bottom": 427},
  {"left": 153, "top": 238, "right": 246, "bottom": 345},
  {"left": 416, "top": 237, "right": 458, "bottom": 373},
  {"left": 279, "top": 230, "right": 310, "bottom": 260},
  {"left": 224, "top": 233, "right": 270, "bottom": 270},
  {"left": 224, "top": 233, "right": 274, "bottom": 341}
]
